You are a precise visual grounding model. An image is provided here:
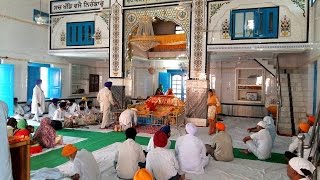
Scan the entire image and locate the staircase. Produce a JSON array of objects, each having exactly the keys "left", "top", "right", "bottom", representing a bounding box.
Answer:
[{"left": 255, "top": 58, "right": 276, "bottom": 77}]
